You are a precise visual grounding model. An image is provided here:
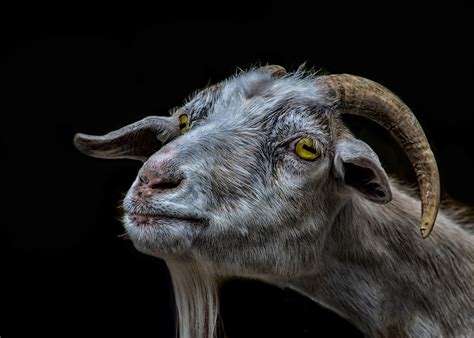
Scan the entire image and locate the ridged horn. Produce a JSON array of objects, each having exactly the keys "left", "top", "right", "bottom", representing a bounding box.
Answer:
[{"left": 316, "top": 74, "right": 440, "bottom": 238}]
